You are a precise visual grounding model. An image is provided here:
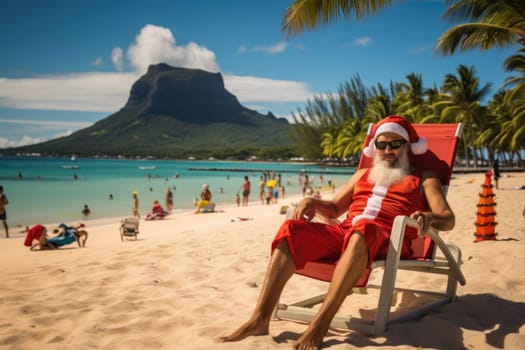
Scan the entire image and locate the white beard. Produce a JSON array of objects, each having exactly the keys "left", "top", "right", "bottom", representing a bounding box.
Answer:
[{"left": 368, "top": 150, "right": 410, "bottom": 186}]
